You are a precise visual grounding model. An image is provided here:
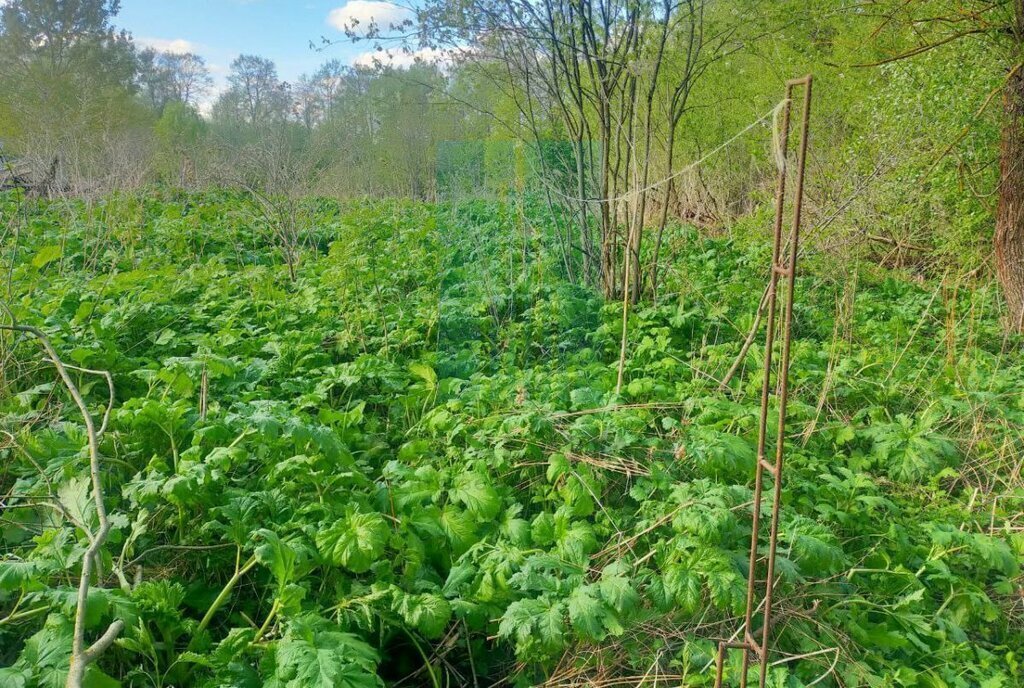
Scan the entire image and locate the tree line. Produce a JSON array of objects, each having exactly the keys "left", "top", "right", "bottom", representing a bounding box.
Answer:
[
  {"left": 0, "top": 0, "right": 481, "bottom": 199},
  {"left": 2, "top": 0, "right": 1023, "bottom": 330}
]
